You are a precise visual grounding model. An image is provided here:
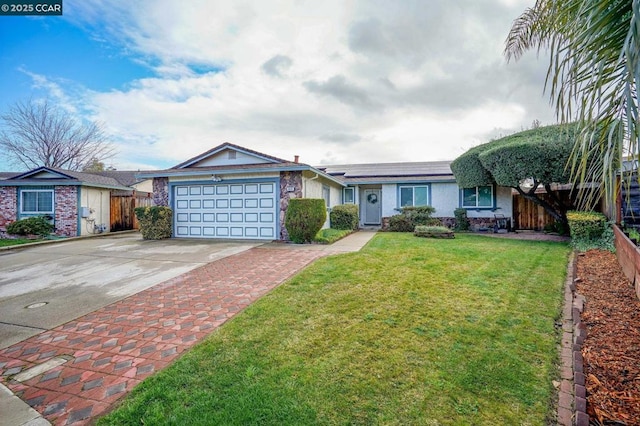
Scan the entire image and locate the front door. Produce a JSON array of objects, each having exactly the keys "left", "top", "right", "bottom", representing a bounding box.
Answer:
[{"left": 363, "top": 189, "right": 381, "bottom": 225}]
